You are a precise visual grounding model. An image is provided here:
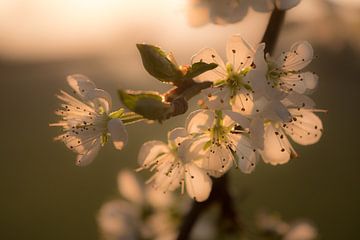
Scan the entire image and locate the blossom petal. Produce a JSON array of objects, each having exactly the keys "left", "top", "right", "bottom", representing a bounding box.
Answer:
[
  {"left": 223, "top": 110, "right": 250, "bottom": 128},
  {"left": 186, "top": 109, "right": 215, "bottom": 134},
  {"left": 108, "top": 118, "right": 128, "bottom": 150},
  {"left": 76, "top": 140, "right": 101, "bottom": 166},
  {"left": 196, "top": 143, "right": 233, "bottom": 177},
  {"left": 226, "top": 35, "right": 255, "bottom": 71},
  {"left": 117, "top": 170, "right": 144, "bottom": 205},
  {"left": 282, "top": 93, "right": 315, "bottom": 109},
  {"left": 231, "top": 89, "right": 255, "bottom": 116},
  {"left": 185, "top": 163, "right": 212, "bottom": 202},
  {"left": 138, "top": 141, "right": 170, "bottom": 167},
  {"left": 229, "top": 134, "right": 257, "bottom": 174},
  {"left": 285, "top": 109, "right": 323, "bottom": 145},
  {"left": 97, "top": 200, "right": 138, "bottom": 240},
  {"left": 67, "top": 74, "right": 96, "bottom": 98},
  {"left": 151, "top": 159, "right": 182, "bottom": 192},
  {"left": 261, "top": 124, "right": 295, "bottom": 165},
  {"left": 278, "top": 41, "right": 314, "bottom": 71},
  {"left": 202, "top": 86, "right": 232, "bottom": 110},
  {"left": 191, "top": 48, "right": 226, "bottom": 83},
  {"left": 86, "top": 89, "right": 112, "bottom": 114},
  {"left": 168, "top": 127, "right": 188, "bottom": 148},
  {"left": 249, "top": 117, "right": 265, "bottom": 149}
]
